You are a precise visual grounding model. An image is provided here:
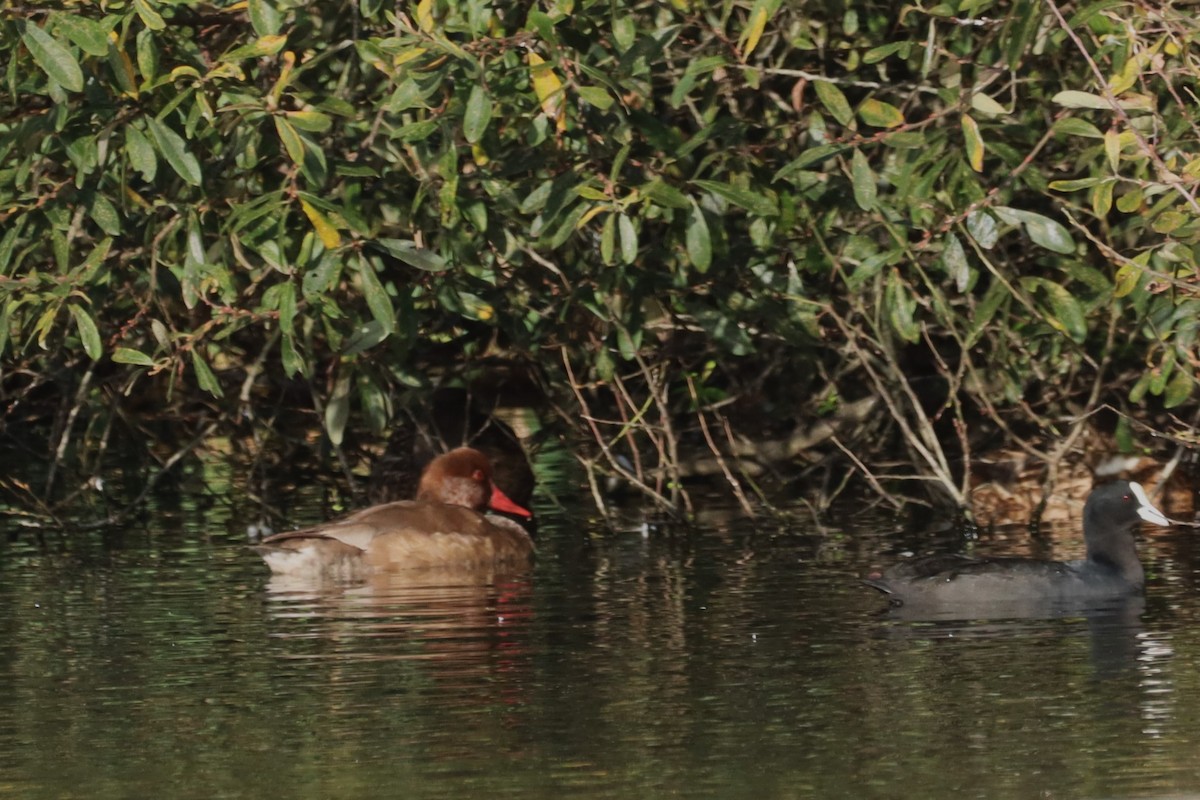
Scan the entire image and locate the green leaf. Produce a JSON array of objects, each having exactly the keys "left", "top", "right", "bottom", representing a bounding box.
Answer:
[
  {"left": 68, "top": 305, "right": 102, "bottom": 360},
  {"left": 356, "top": 255, "right": 395, "bottom": 332},
  {"left": 1091, "top": 180, "right": 1114, "bottom": 218},
  {"left": 577, "top": 86, "right": 614, "bottom": 109},
  {"left": 1048, "top": 177, "right": 1104, "bottom": 192},
  {"left": 1051, "top": 118, "right": 1105, "bottom": 139},
  {"left": 342, "top": 320, "right": 392, "bottom": 356},
  {"left": 966, "top": 211, "right": 998, "bottom": 249},
  {"left": 942, "top": 233, "right": 969, "bottom": 293},
  {"left": 22, "top": 21, "right": 84, "bottom": 92},
  {"left": 277, "top": 281, "right": 297, "bottom": 334},
  {"left": 969, "top": 93, "right": 1007, "bottom": 117},
  {"left": 146, "top": 117, "right": 202, "bottom": 185},
  {"left": 358, "top": 373, "right": 391, "bottom": 435},
  {"left": 113, "top": 347, "right": 155, "bottom": 366},
  {"left": 373, "top": 239, "right": 447, "bottom": 271},
  {"left": 642, "top": 180, "right": 690, "bottom": 210},
  {"left": 692, "top": 179, "right": 778, "bottom": 216},
  {"left": 1152, "top": 210, "right": 1186, "bottom": 234},
  {"left": 273, "top": 116, "right": 305, "bottom": 164},
  {"left": 1113, "top": 263, "right": 1142, "bottom": 297},
  {"left": 857, "top": 98, "right": 904, "bottom": 128},
  {"left": 0, "top": 218, "right": 27, "bottom": 274},
  {"left": 1129, "top": 370, "right": 1151, "bottom": 404},
  {"left": 966, "top": 279, "right": 1008, "bottom": 348},
  {"left": 1005, "top": 0, "right": 1040, "bottom": 67},
  {"left": 191, "top": 351, "right": 224, "bottom": 397},
  {"left": 1051, "top": 90, "right": 1109, "bottom": 109},
  {"left": 1019, "top": 211, "right": 1075, "bottom": 254},
  {"left": 285, "top": 111, "right": 333, "bottom": 132},
  {"left": 686, "top": 200, "right": 712, "bottom": 273},
  {"left": 280, "top": 333, "right": 306, "bottom": 377},
  {"left": 813, "top": 80, "right": 854, "bottom": 126},
  {"left": 863, "top": 42, "right": 908, "bottom": 64},
  {"left": 885, "top": 275, "right": 920, "bottom": 343},
  {"left": 53, "top": 13, "right": 110, "bottom": 57},
  {"left": 324, "top": 374, "right": 352, "bottom": 446},
  {"left": 136, "top": 28, "right": 159, "bottom": 84},
  {"left": 1164, "top": 368, "right": 1194, "bottom": 409},
  {"left": 1103, "top": 129, "right": 1120, "bottom": 174},
  {"left": 248, "top": 0, "right": 283, "bottom": 36},
  {"left": 221, "top": 34, "right": 287, "bottom": 61},
  {"left": 774, "top": 144, "right": 848, "bottom": 180},
  {"left": 393, "top": 119, "right": 440, "bottom": 143},
  {"left": 1051, "top": 90, "right": 1153, "bottom": 112},
  {"left": 133, "top": 0, "right": 167, "bottom": 30},
  {"left": 125, "top": 124, "right": 157, "bottom": 180},
  {"left": 600, "top": 214, "right": 616, "bottom": 266},
  {"left": 89, "top": 193, "right": 121, "bottom": 236},
  {"left": 1026, "top": 277, "right": 1087, "bottom": 341},
  {"left": 1116, "top": 186, "right": 1143, "bottom": 213},
  {"left": 463, "top": 84, "right": 492, "bottom": 144},
  {"left": 618, "top": 214, "right": 638, "bottom": 265},
  {"left": 850, "top": 149, "right": 876, "bottom": 211}
]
